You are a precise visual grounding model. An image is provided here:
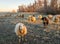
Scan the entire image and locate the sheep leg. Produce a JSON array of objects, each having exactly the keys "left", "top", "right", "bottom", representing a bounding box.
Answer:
[
  {"left": 18, "top": 36, "right": 24, "bottom": 44},
  {"left": 22, "top": 35, "right": 26, "bottom": 42},
  {"left": 19, "top": 39, "right": 21, "bottom": 44},
  {"left": 18, "top": 36, "right": 21, "bottom": 44},
  {"left": 20, "top": 36, "right": 24, "bottom": 44},
  {"left": 21, "top": 35, "right": 27, "bottom": 43},
  {"left": 18, "top": 36, "right": 23, "bottom": 44},
  {"left": 43, "top": 22, "right": 47, "bottom": 28}
]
